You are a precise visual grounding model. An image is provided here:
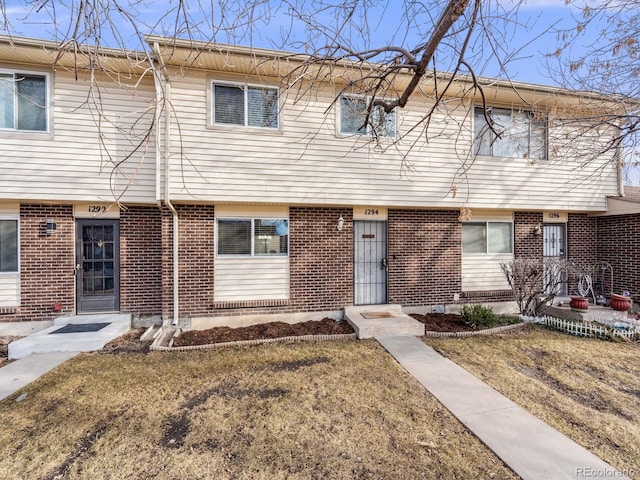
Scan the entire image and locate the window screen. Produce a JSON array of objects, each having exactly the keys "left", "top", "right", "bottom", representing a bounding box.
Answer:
[
  {"left": 0, "top": 219, "right": 18, "bottom": 272},
  {"left": 462, "top": 222, "right": 513, "bottom": 254},
  {"left": 217, "top": 220, "right": 251, "bottom": 255},
  {"left": 213, "top": 83, "right": 278, "bottom": 128},
  {"left": 0, "top": 73, "right": 47, "bottom": 131}
]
